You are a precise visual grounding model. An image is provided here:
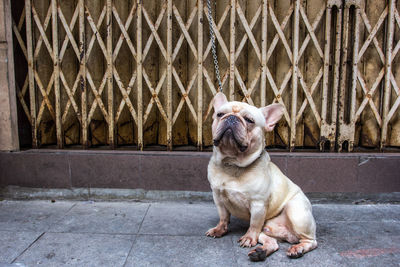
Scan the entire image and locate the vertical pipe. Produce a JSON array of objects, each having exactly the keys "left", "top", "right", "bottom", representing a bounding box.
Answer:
[
  {"left": 330, "top": 5, "right": 342, "bottom": 151},
  {"left": 321, "top": 1, "right": 342, "bottom": 151},
  {"left": 137, "top": 0, "right": 143, "bottom": 150},
  {"left": 106, "top": 0, "right": 114, "bottom": 148},
  {"left": 79, "top": 0, "right": 87, "bottom": 148},
  {"left": 25, "top": 0, "right": 38, "bottom": 148},
  {"left": 260, "top": 0, "right": 267, "bottom": 107},
  {"left": 229, "top": 0, "right": 235, "bottom": 101},
  {"left": 197, "top": 0, "right": 203, "bottom": 150},
  {"left": 381, "top": 0, "right": 395, "bottom": 150},
  {"left": 52, "top": 0, "right": 63, "bottom": 148},
  {"left": 349, "top": 5, "right": 360, "bottom": 152},
  {"left": 338, "top": 3, "right": 349, "bottom": 152},
  {"left": 290, "top": 0, "right": 300, "bottom": 151},
  {"left": 321, "top": 5, "right": 331, "bottom": 132},
  {"left": 167, "top": 0, "right": 173, "bottom": 150}
]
